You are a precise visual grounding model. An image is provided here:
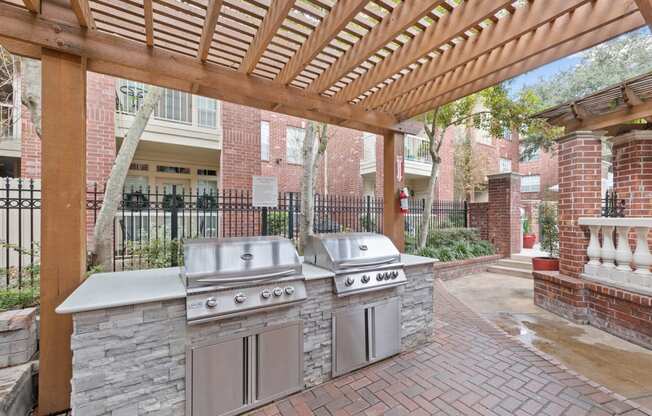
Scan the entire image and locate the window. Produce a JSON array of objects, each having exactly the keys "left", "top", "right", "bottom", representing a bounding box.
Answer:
[
  {"left": 197, "top": 169, "right": 217, "bottom": 176},
  {"left": 129, "top": 163, "right": 149, "bottom": 171},
  {"left": 499, "top": 158, "right": 512, "bottom": 173},
  {"left": 286, "top": 126, "right": 305, "bottom": 164},
  {"left": 124, "top": 175, "right": 148, "bottom": 192},
  {"left": 476, "top": 129, "right": 492, "bottom": 145},
  {"left": 157, "top": 165, "right": 191, "bottom": 174},
  {"left": 520, "top": 144, "right": 540, "bottom": 161},
  {"left": 521, "top": 175, "right": 540, "bottom": 193},
  {"left": 196, "top": 96, "right": 217, "bottom": 128},
  {"left": 116, "top": 79, "right": 192, "bottom": 124},
  {"left": 405, "top": 134, "right": 430, "bottom": 163},
  {"left": 261, "top": 121, "right": 270, "bottom": 161},
  {"left": 503, "top": 127, "right": 512, "bottom": 141},
  {"left": 362, "top": 132, "right": 376, "bottom": 162}
]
